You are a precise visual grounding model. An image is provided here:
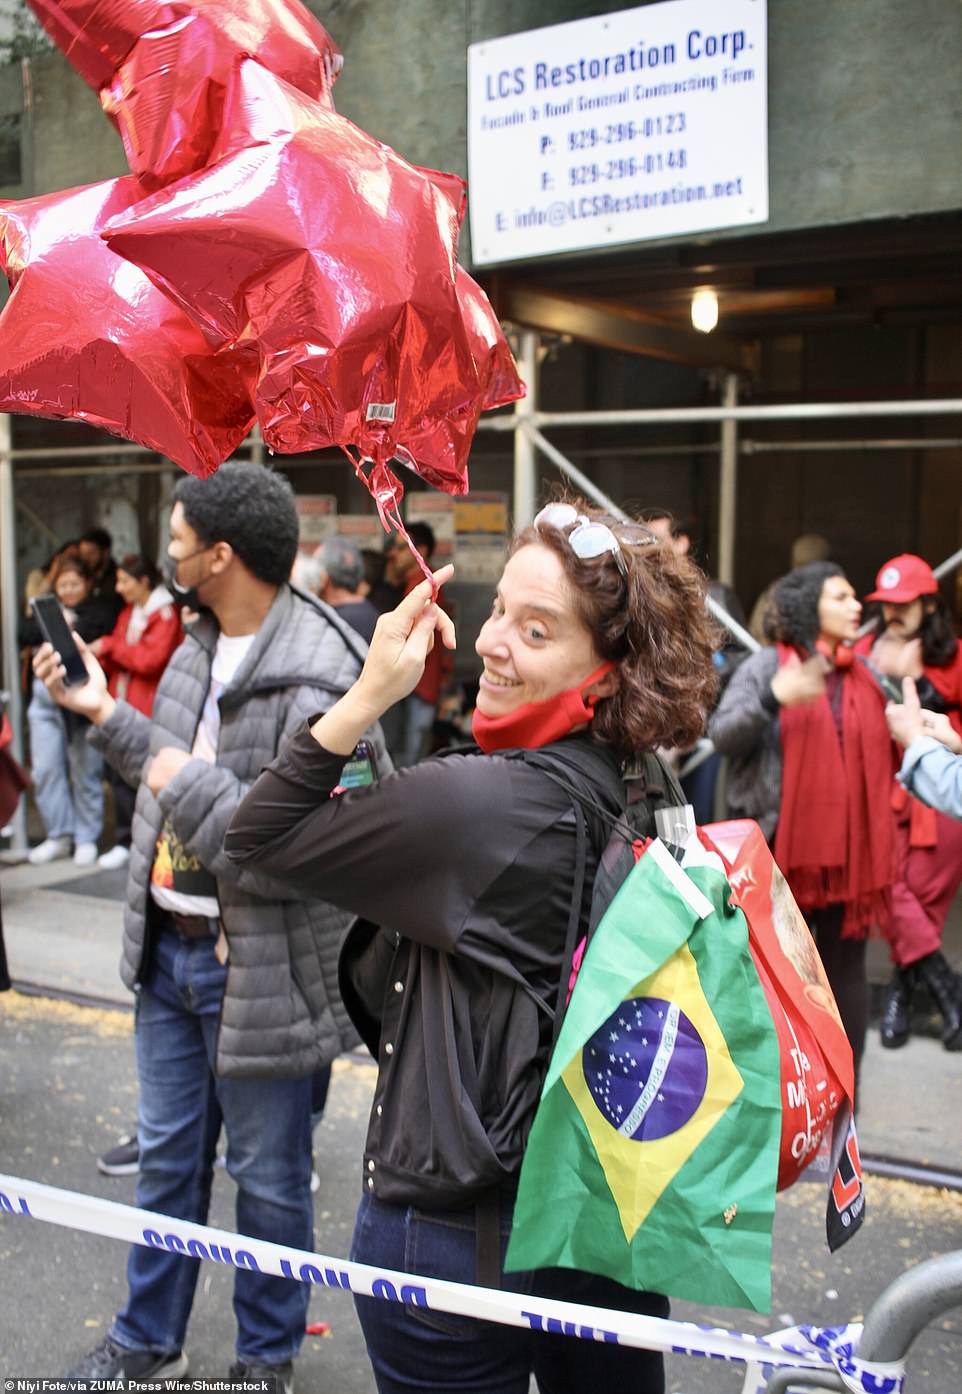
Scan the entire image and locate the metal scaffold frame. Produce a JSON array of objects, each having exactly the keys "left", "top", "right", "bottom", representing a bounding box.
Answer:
[
  {"left": 482, "top": 329, "right": 962, "bottom": 643},
  {"left": 2, "top": 347, "right": 962, "bottom": 849}
]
